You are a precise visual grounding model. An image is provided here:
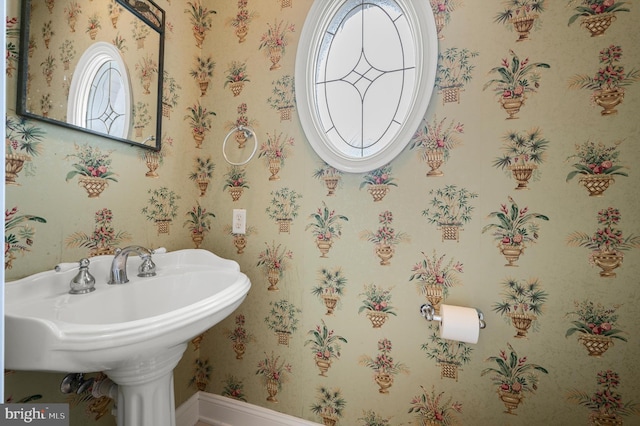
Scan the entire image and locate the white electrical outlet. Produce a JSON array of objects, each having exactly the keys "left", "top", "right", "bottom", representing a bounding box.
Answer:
[{"left": 232, "top": 209, "right": 246, "bottom": 234}]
